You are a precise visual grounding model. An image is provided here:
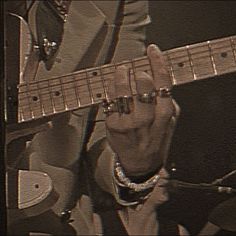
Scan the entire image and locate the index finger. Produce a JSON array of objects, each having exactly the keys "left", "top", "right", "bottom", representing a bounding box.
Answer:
[{"left": 147, "top": 44, "right": 172, "bottom": 90}]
